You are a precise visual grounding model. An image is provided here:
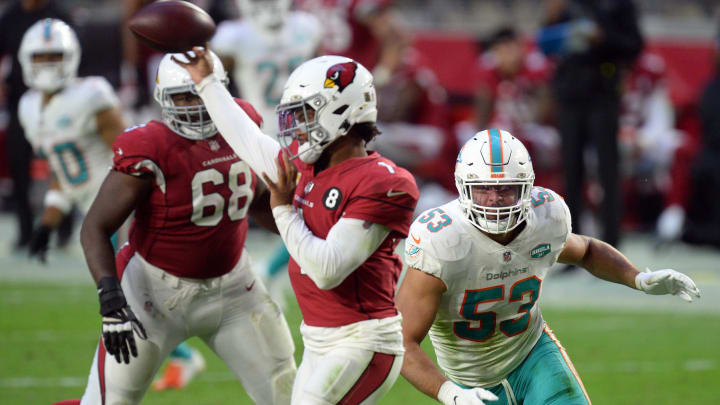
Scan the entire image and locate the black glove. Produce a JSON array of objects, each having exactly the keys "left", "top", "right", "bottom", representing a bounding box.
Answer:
[
  {"left": 98, "top": 277, "right": 147, "bottom": 364},
  {"left": 28, "top": 225, "right": 51, "bottom": 263}
]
